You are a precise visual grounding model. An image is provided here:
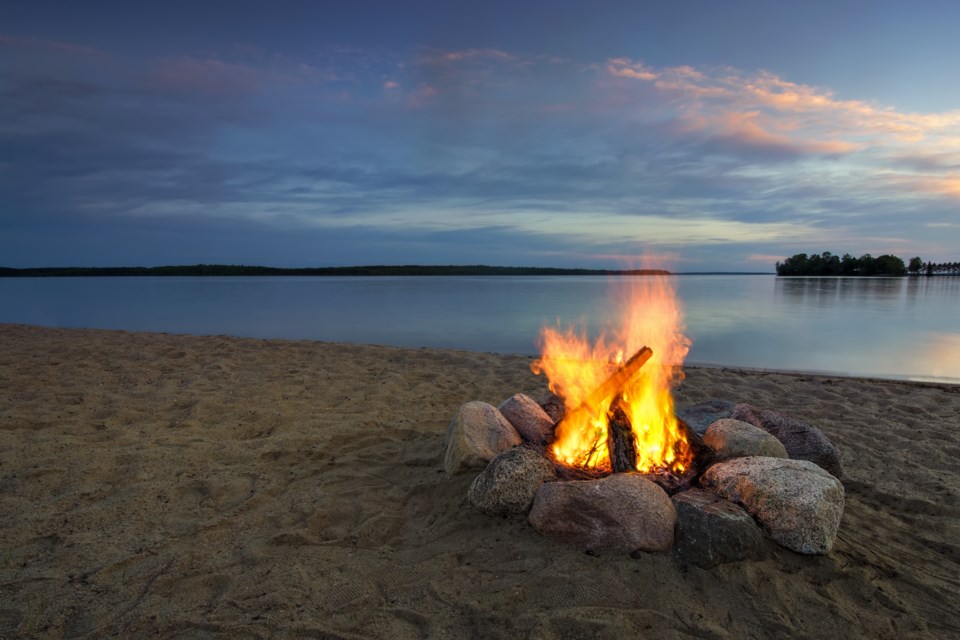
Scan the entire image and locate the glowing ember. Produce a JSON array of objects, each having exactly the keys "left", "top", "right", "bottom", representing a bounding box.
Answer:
[{"left": 531, "top": 266, "right": 692, "bottom": 473}]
